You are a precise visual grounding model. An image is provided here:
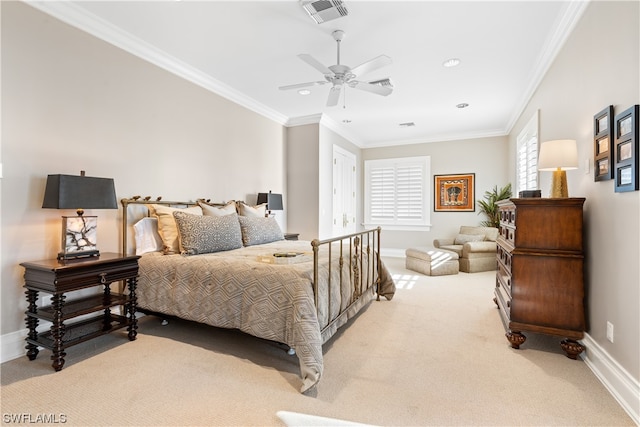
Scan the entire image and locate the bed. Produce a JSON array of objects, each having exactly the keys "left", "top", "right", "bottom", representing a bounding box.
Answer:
[{"left": 121, "top": 197, "right": 395, "bottom": 393}]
